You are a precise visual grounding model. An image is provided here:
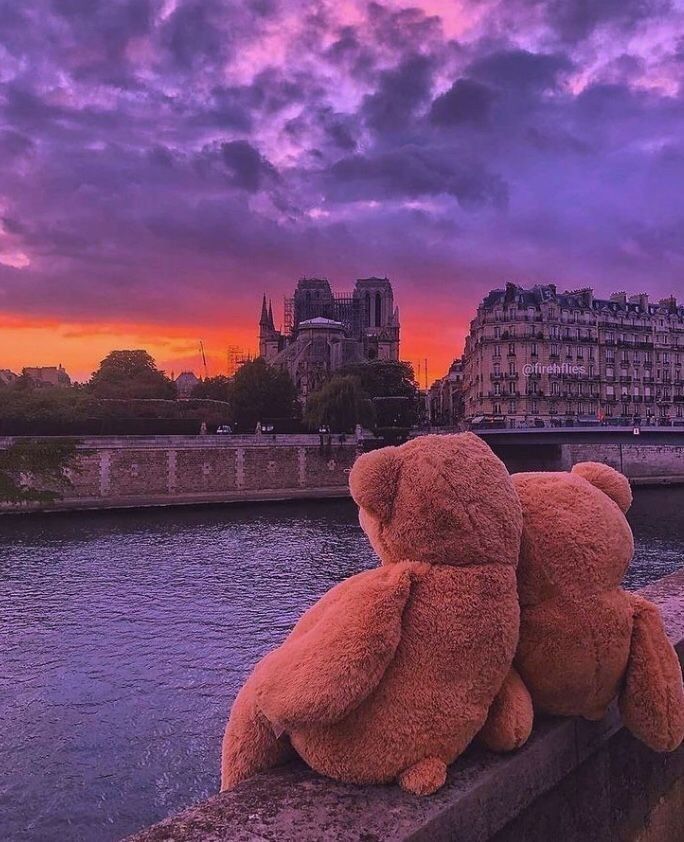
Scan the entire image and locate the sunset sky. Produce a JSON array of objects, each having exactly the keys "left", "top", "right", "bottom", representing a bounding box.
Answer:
[{"left": 1, "top": 0, "right": 683, "bottom": 382}]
